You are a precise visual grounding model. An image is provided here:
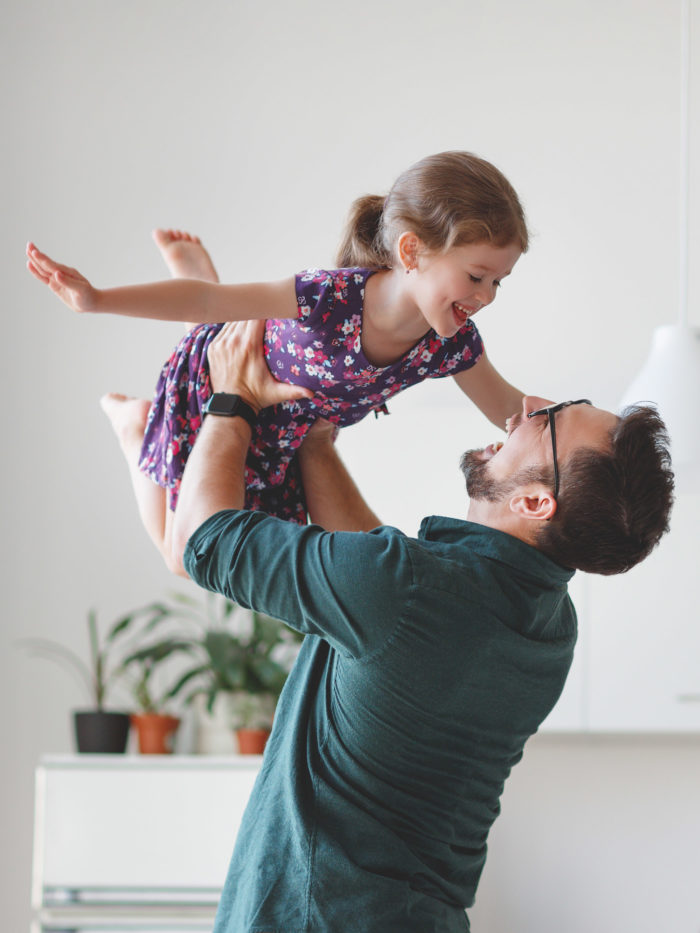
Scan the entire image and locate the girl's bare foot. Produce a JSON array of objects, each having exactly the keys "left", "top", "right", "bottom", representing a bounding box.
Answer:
[
  {"left": 152, "top": 229, "right": 219, "bottom": 283},
  {"left": 100, "top": 392, "right": 151, "bottom": 458}
]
